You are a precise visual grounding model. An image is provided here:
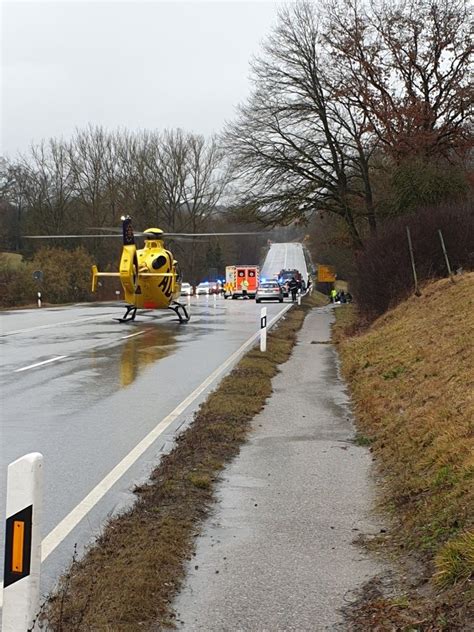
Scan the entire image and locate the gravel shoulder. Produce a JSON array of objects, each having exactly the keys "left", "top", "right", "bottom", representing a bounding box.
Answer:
[{"left": 172, "top": 305, "right": 386, "bottom": 631}]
